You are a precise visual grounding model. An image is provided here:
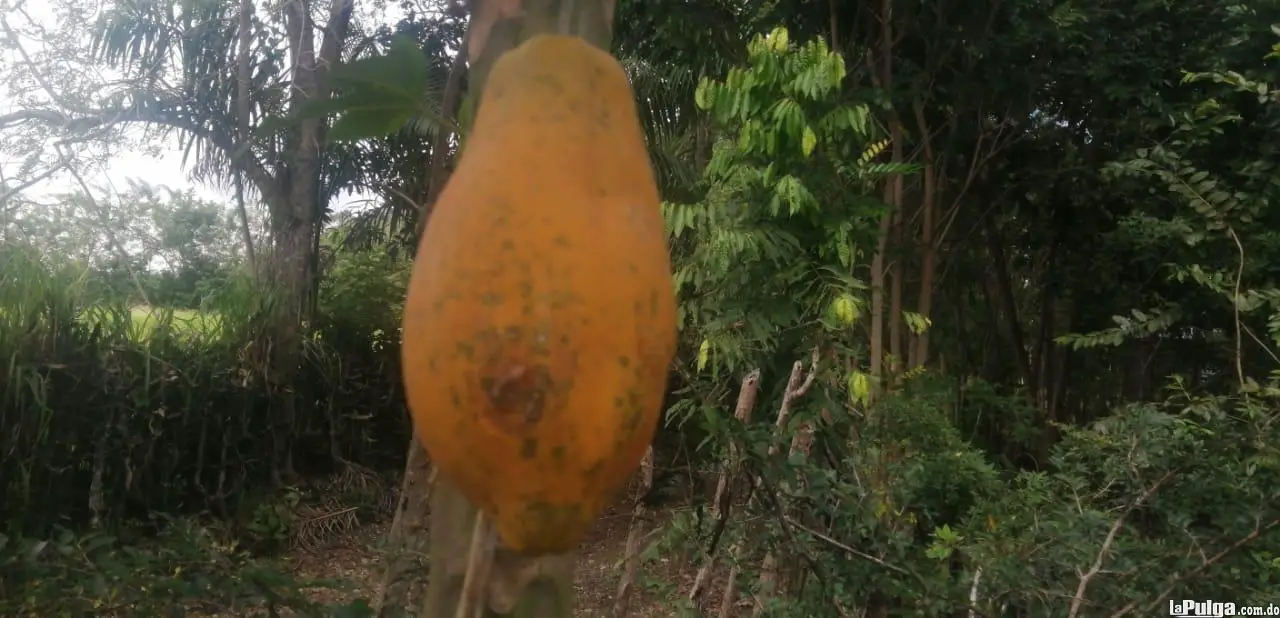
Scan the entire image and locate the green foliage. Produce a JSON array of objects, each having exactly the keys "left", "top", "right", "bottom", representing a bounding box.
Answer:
[
  {"left": 0, "top": 519, "right": 373, "bottom": 616},
  {"left": 642, "top": 9, "right": 1280, "bottom": 615},
  {"left": 670, "top": 28, "right": 904, "bottom": 379},
  {"left": 289, "top": 34, "right": 447, "bottom": 142},
  {"left": 964, "top": 395, "right": 1280, "bottom": 612},
  {"left": 0, "top": 242, "right": 407, "bottom": 535}
]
